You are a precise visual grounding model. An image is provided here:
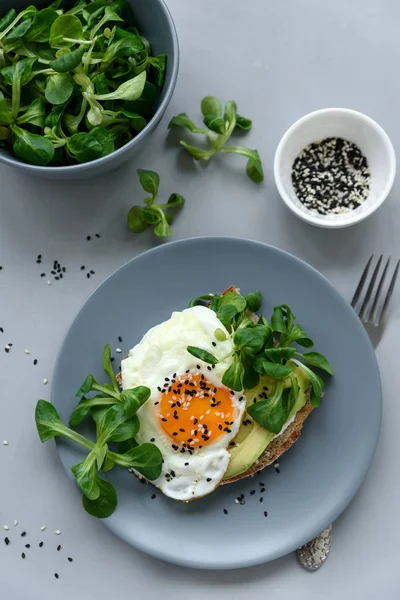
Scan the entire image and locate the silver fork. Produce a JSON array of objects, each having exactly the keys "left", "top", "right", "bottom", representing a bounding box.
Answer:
[{"left": 297, "top": 254, "right": 400, "bottom": 571}]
